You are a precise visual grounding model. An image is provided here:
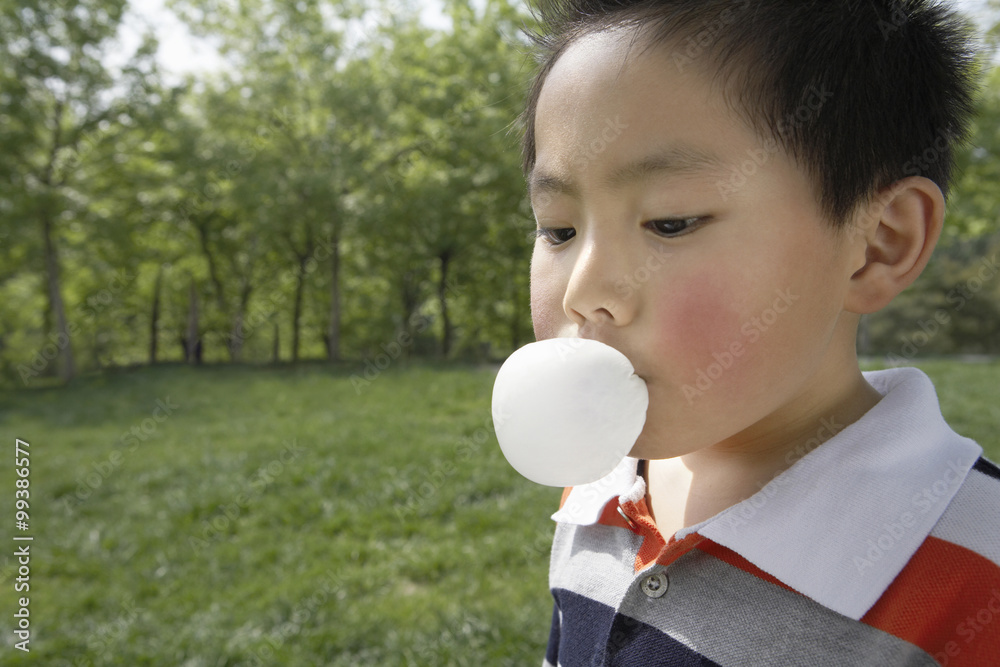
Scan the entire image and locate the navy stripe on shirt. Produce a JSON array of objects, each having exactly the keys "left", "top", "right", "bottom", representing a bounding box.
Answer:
[{"left": 550, "top": 588, "right": 721, "bottom": 666}]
